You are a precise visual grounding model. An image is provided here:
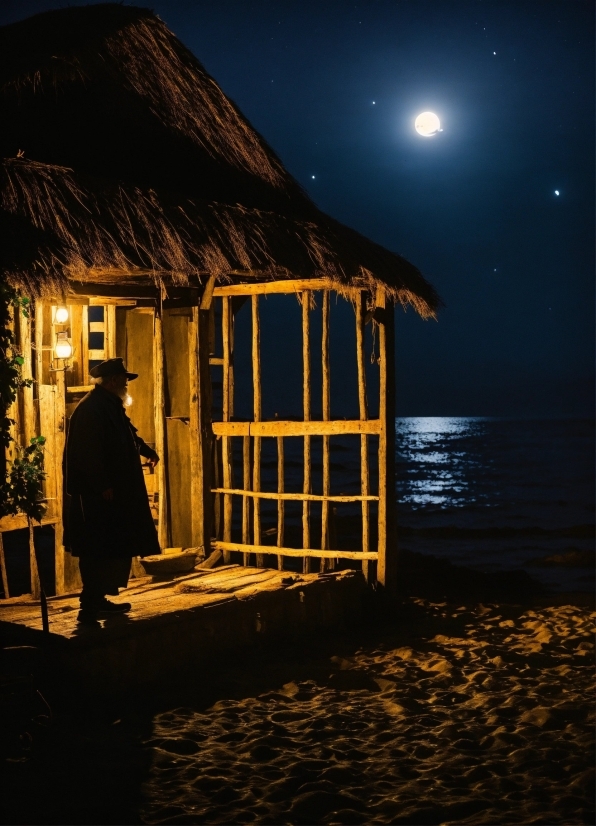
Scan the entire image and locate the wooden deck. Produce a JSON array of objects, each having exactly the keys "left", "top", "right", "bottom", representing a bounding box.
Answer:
[{"left": 0, "top": 565, "right": 365, "bottom": 693}]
